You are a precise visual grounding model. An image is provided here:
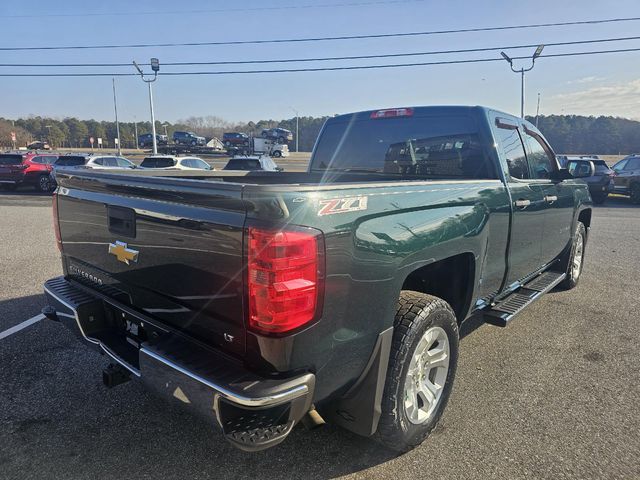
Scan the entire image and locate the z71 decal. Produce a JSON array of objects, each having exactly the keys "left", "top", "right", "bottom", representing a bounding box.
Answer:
[{"left": 318, "top": 196, "right": 368, "bottom": 216}]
